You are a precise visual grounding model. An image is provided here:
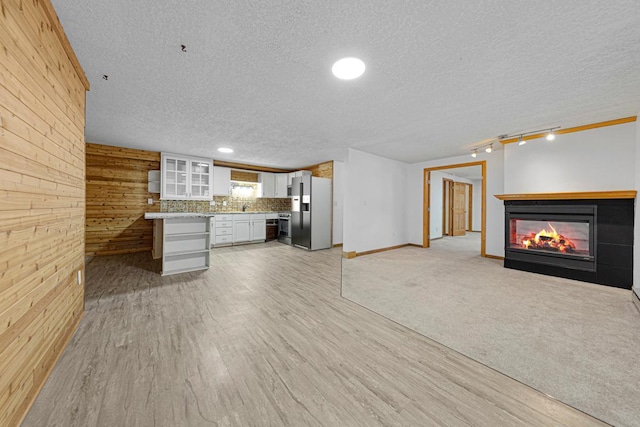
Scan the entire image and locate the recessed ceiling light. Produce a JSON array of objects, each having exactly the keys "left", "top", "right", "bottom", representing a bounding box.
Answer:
[
  {"left": 332, "top": 57, "right": 365, "bottom": 80},
  {"left": 218, "top": 147, "right": 233, "bottom": 153}
]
